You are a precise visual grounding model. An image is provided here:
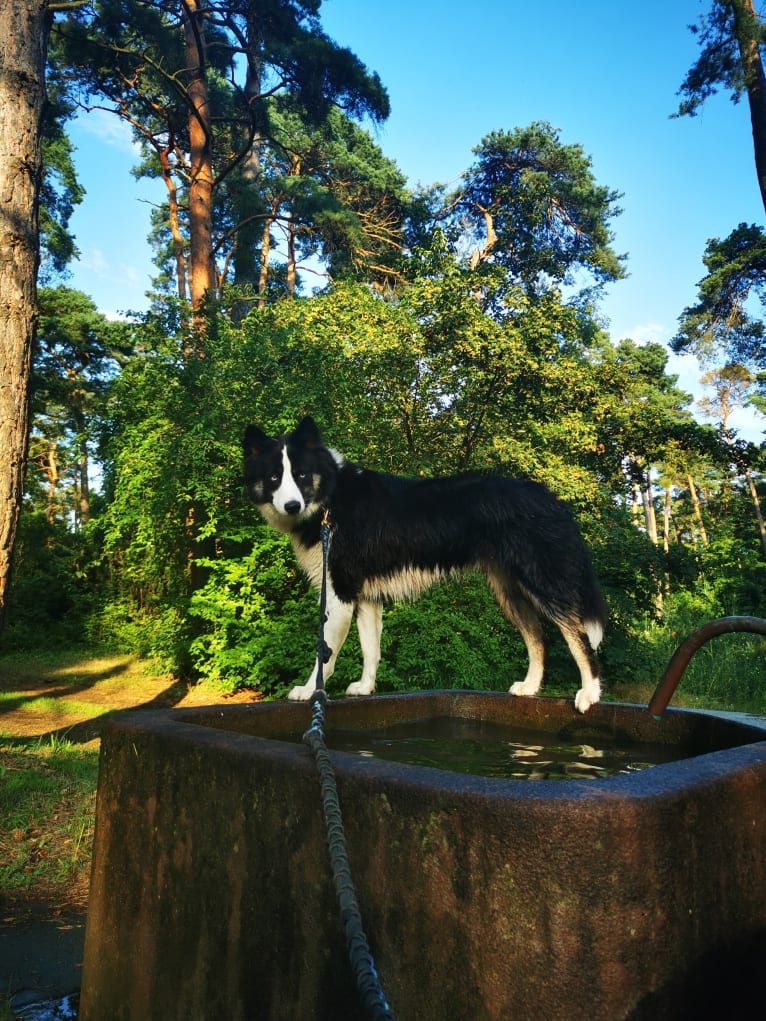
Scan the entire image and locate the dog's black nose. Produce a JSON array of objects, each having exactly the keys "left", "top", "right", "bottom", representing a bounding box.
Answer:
[{"left": 284, "top": 500, "right": 302, "bottom": 515}]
